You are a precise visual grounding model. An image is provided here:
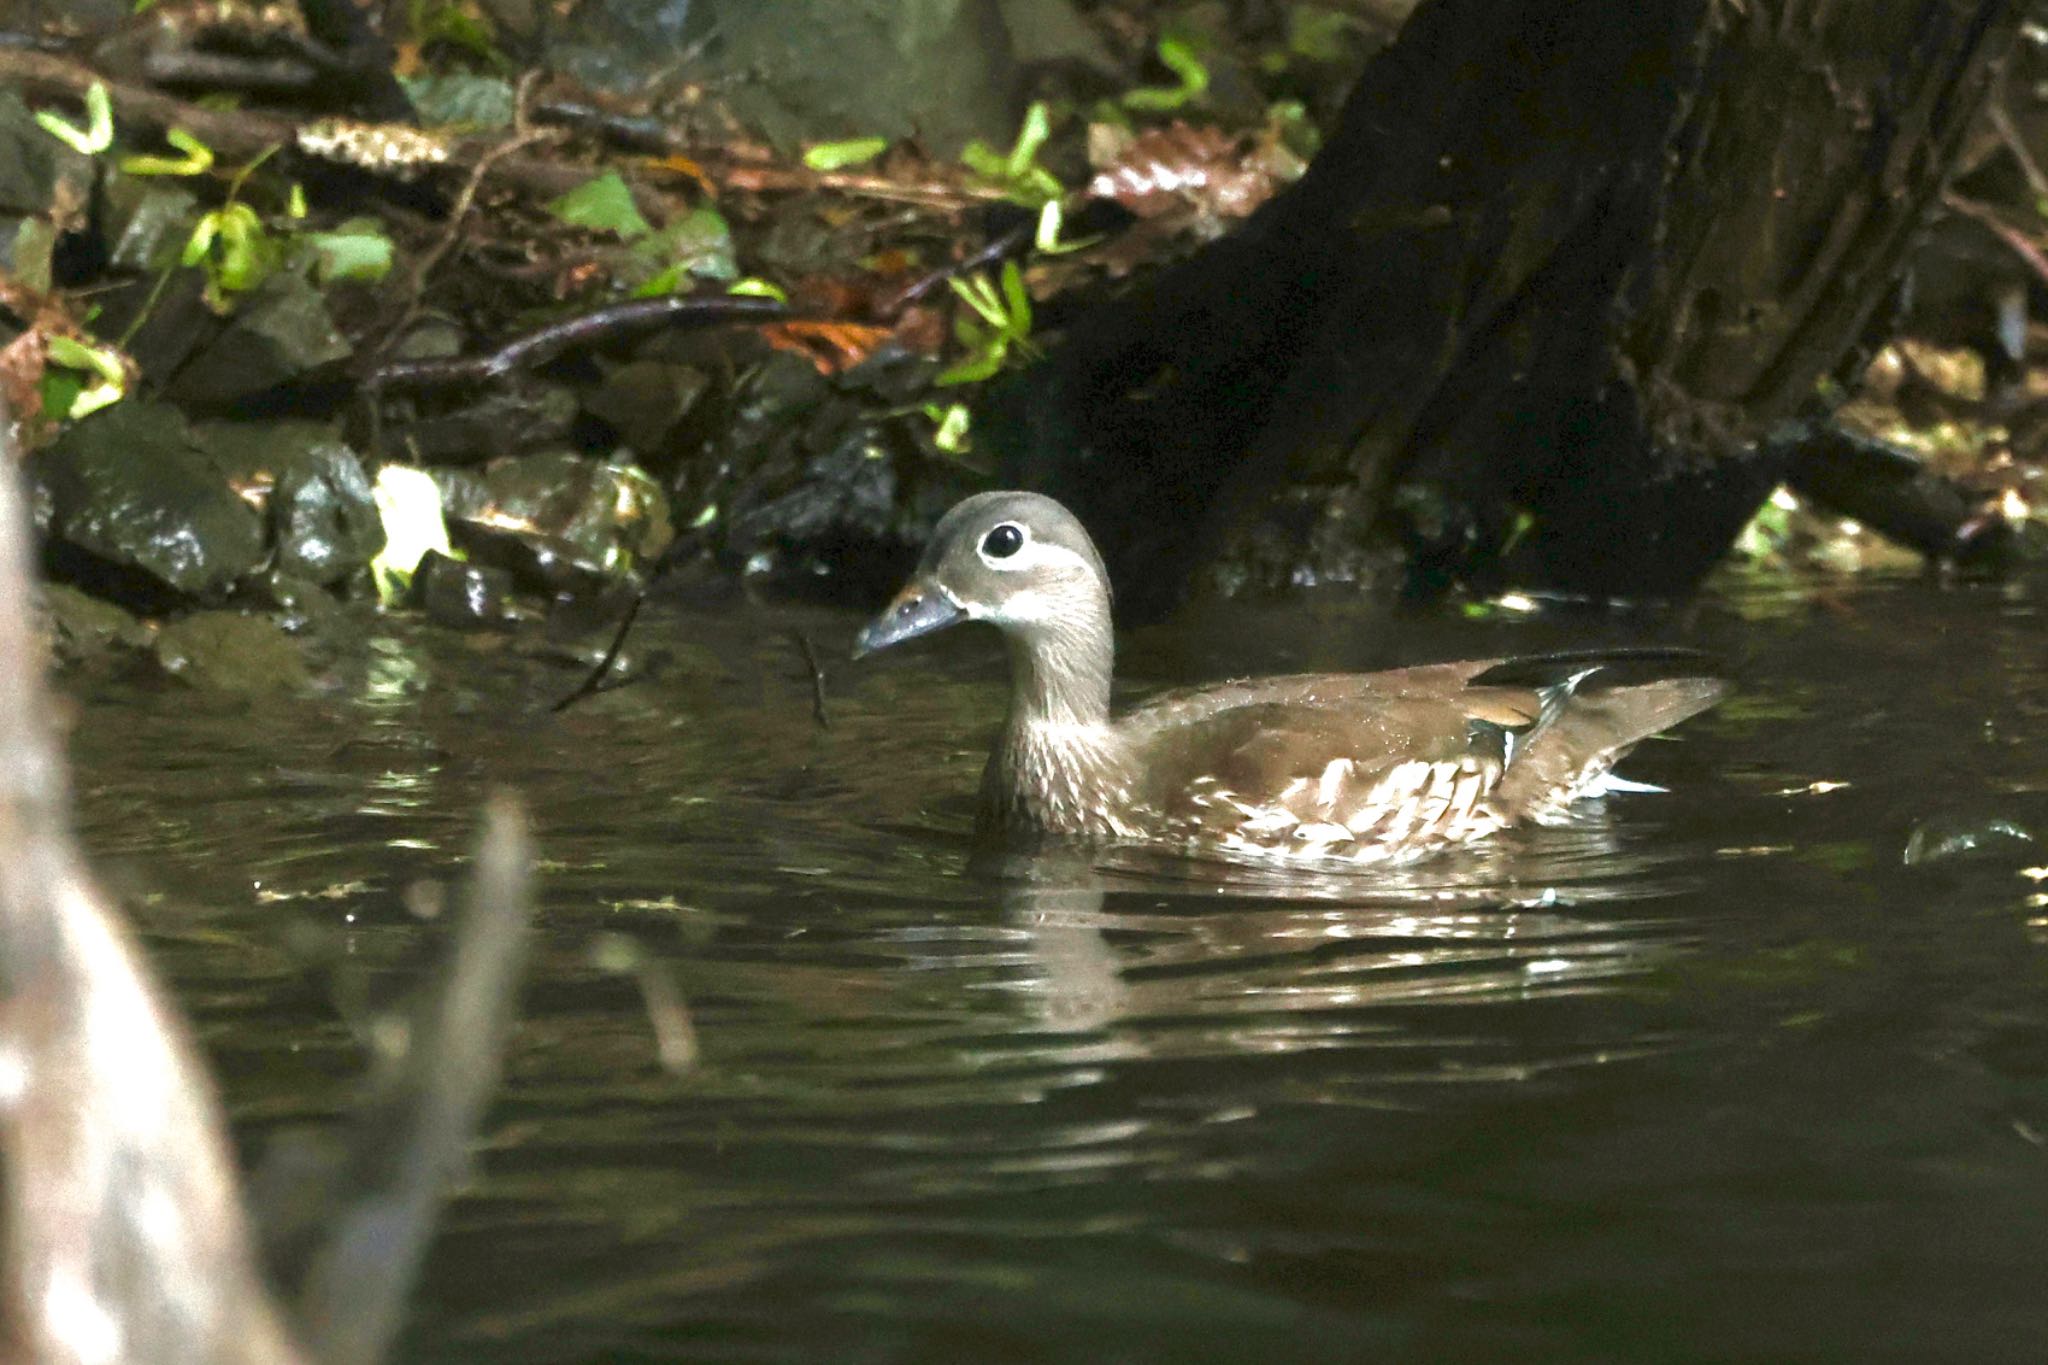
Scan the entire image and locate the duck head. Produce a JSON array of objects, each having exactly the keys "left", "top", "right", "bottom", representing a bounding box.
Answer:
[{"left": 853, "top": 491, "right": 1112, "bottom": 659}]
